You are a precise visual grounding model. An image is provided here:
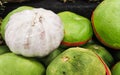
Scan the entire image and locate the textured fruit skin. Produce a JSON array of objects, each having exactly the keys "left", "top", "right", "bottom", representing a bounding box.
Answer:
[
  {"left": 58, "top": 11, "right": 93, "bottom": 47},
  {"left": 0, "top": 53, "right": 45, "bottom": 75},
  {"left": 92, "top": 0, "right": 120, "bottom": 49},
  {"left": 46, "top": 47, "right": 109, "bottom": 75},
  {"left": 40, "top": 48, "right": 64, "bottom": 66},
  {"left": 84, "top": 44, "right": 114, "bottom": 67},
  {"left": 111, "top": 62, "right": 120, "bottom": 75},
  {"left": 4, "top": 7, "right": 64, "bottom": 57},
  {"left": 1, "top": 6, "right": 33, "bottom": 39}
]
